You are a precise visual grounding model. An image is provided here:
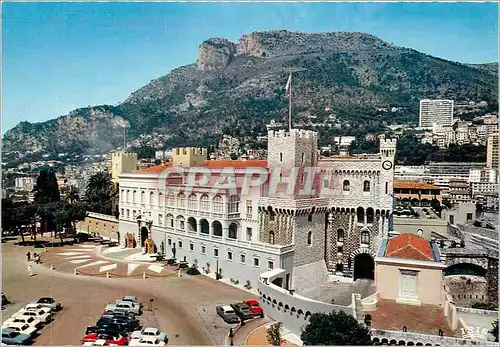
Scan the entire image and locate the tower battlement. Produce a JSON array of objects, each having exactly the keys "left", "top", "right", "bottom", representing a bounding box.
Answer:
[
  {"left": 173, "top": 147, "right": 207, "bottom": 156},
  {"left": 268, "top": 129, "right": 318, "bottom": 140},
  {"left": 172, "top": 147, "right": 207, "bottom": 167},
  {"left": 380, "top": 138, "right": 397, "bottom": 149}
]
